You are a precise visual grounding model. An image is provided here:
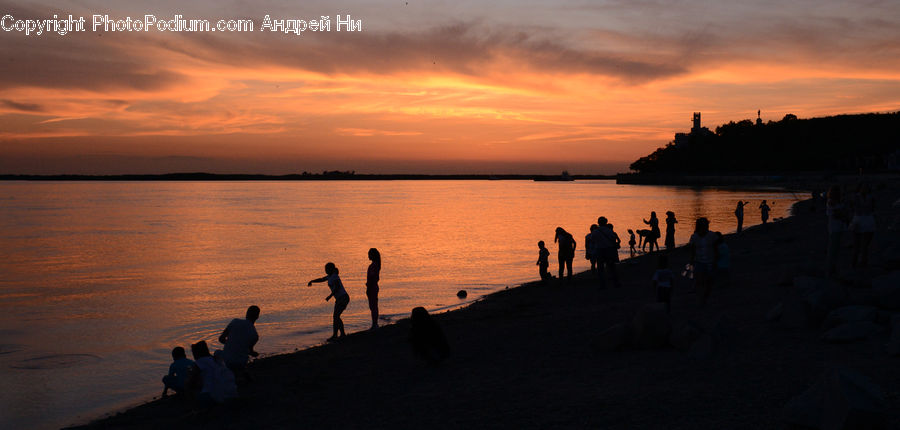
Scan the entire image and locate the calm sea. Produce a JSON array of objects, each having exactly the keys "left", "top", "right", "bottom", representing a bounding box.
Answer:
[{"left": 0, "top": 180, "right": 802, "bottom": 429}]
